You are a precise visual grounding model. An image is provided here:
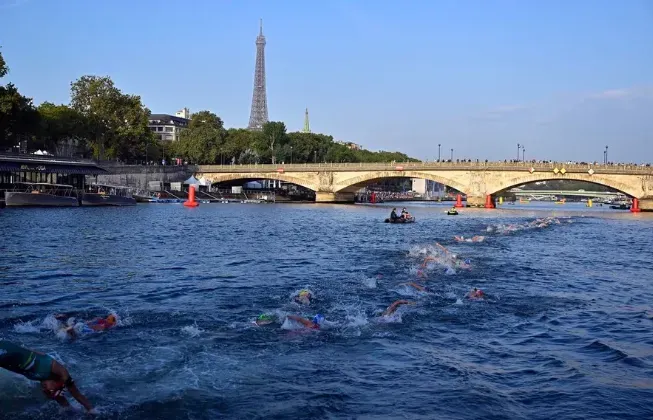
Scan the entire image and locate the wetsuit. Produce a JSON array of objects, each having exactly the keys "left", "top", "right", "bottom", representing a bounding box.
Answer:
[
  {"left": 0, "top": 340, "right": 54, "bottom": 381},
  {"left": 390, "top": 210, "right": 399, "bottom": 220}
]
